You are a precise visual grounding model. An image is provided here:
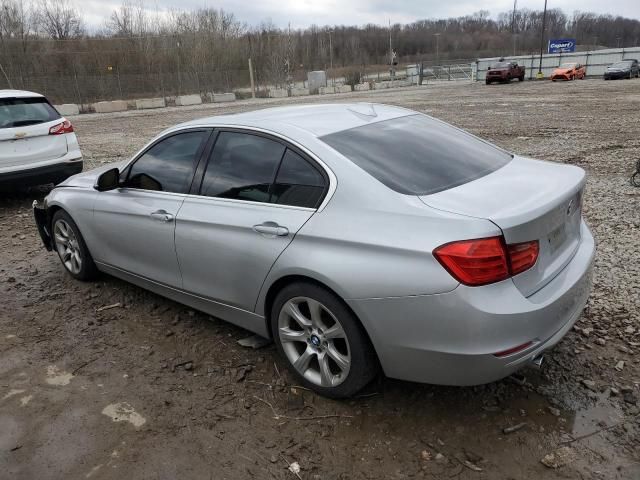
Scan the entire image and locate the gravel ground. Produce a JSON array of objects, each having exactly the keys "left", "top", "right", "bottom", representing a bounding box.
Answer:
[{"left": 1, "top": 79, "right": 639, "bottom": 479}]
